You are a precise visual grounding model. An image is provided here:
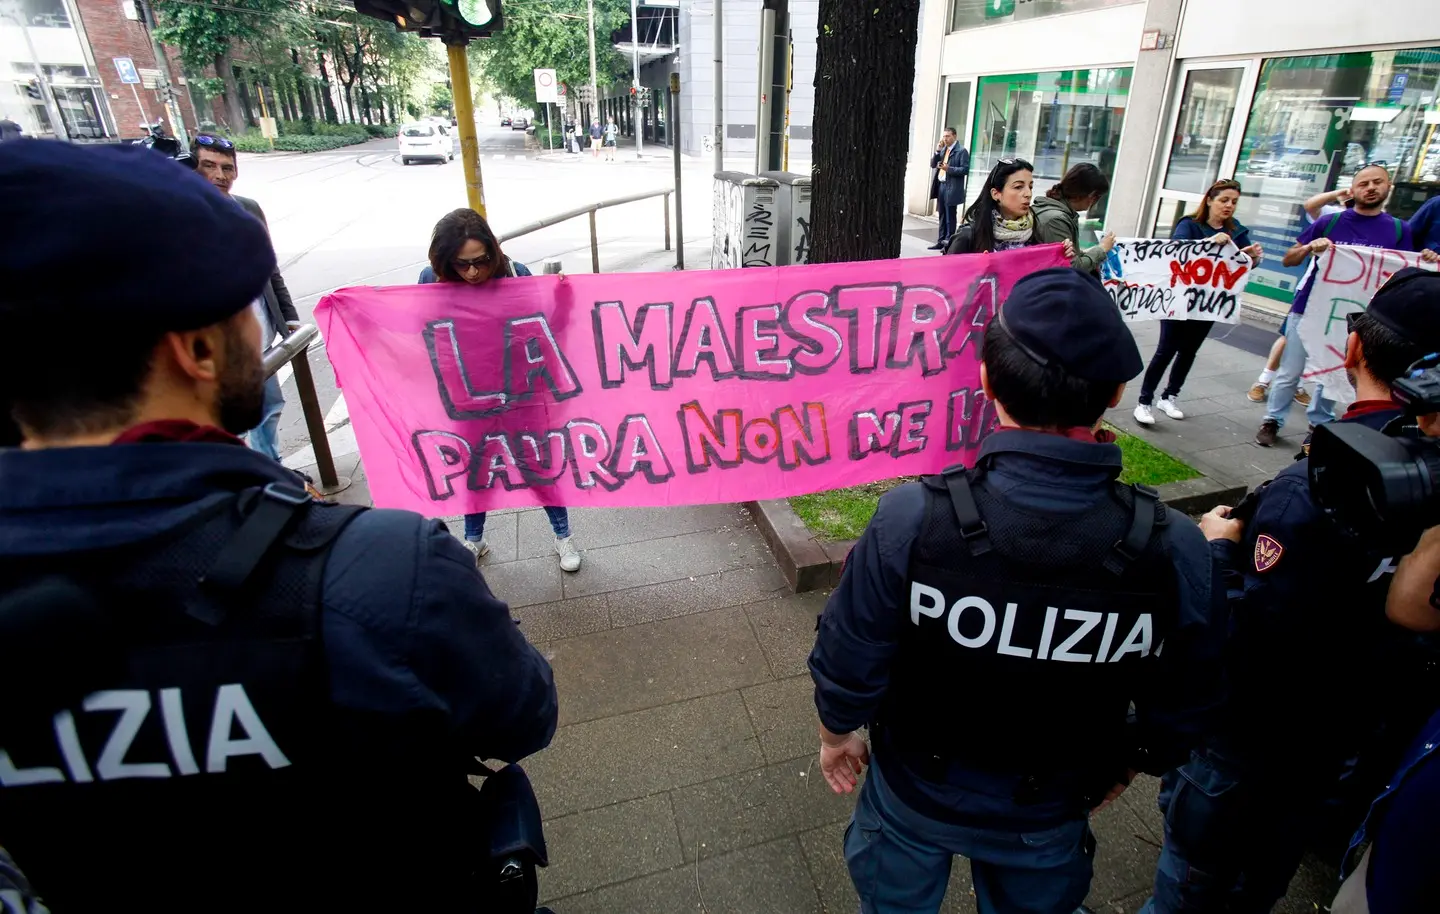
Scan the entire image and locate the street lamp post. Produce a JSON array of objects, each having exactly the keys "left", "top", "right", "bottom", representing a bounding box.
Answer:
[
  {"left": 445, "top": 39, "right": 487, "bottom": 216},
  {"left": 586, "top": 0, "right": 599, "bottom": 130},
  {"left": 630, "top": 0, "right": 642, "bottom": 157}
]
